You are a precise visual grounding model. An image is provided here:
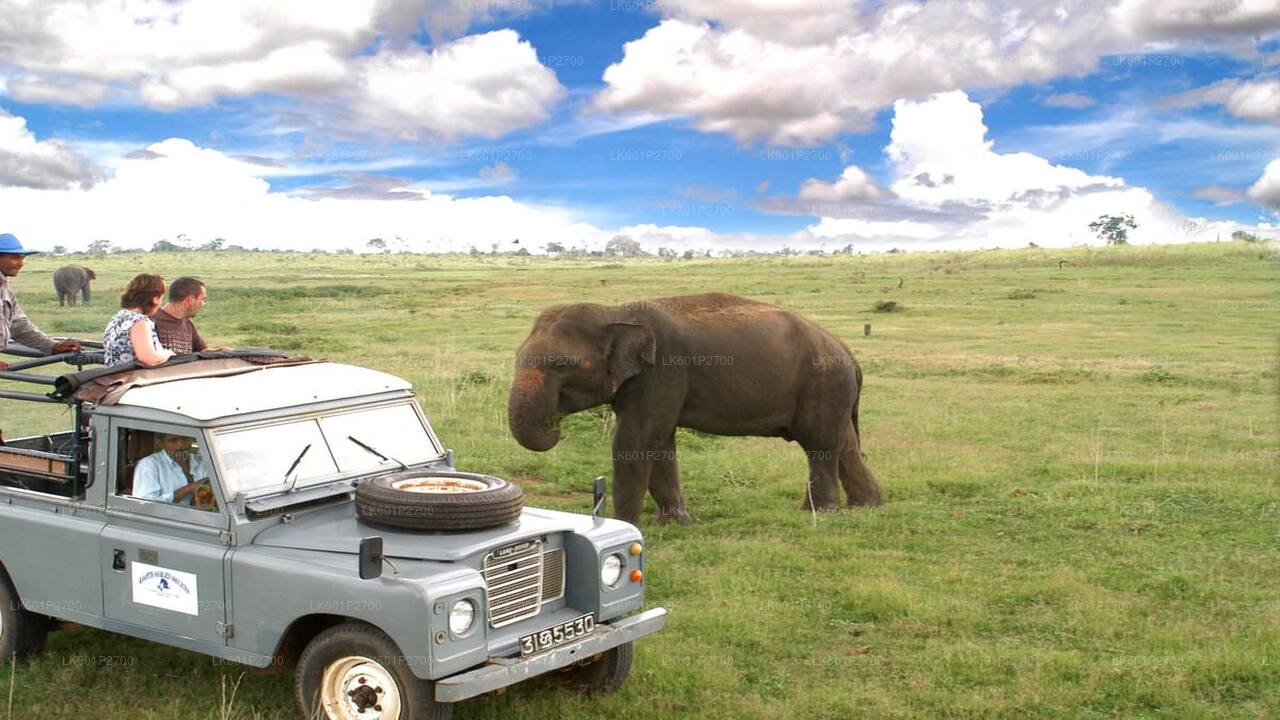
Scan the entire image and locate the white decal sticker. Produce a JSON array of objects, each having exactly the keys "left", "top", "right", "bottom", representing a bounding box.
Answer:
[{"left": 131, "top": 562, "right": 199, "bottom": 616}]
